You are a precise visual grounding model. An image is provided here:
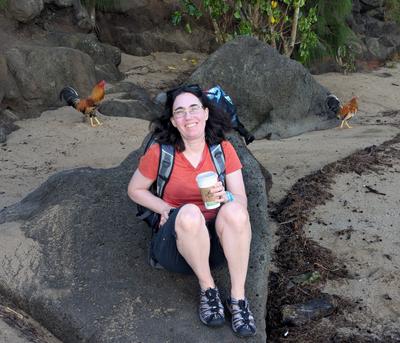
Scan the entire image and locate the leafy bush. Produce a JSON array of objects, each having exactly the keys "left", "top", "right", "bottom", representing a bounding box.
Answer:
[
  {"left": 385, "top": 0, "right": 400, "bottom": 25},
  {"left": 0, "top": 0, "right": 7, "bottom": 10},
  {"left": 173, "top": 0, "right": 355, "bottom": 67},
  {"left": 172, "top": 0, "right": 319, "bottom": 62},
  {"left": 306, "top": 1, "right": 354, "bottom": 58}
]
